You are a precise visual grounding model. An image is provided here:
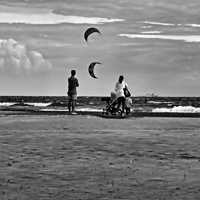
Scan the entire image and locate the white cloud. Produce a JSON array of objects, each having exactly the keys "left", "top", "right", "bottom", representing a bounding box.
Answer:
[
  {"left": 142, "top": 21, "right": 200, "bottom": 29},
  {"left": 0, "top": 38, "right": 52, "bottom": 73},
  {"left": 141, "top": 26, "right": 152, "bottom": 29},
  {"left": 143, "top": 21, "right": 175, "bottom": 26},
  {"left": 0, "top": 11, "right": 124, "bottom": 25},
  {"left": 141, "top": 31, "right": 161, "bottom": 34},
  {"left": 119, "top": 34, "right": 200, "bottom": 43},
  {"left": 186, "top": 24, "right": 200, "bottom": 28}
]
